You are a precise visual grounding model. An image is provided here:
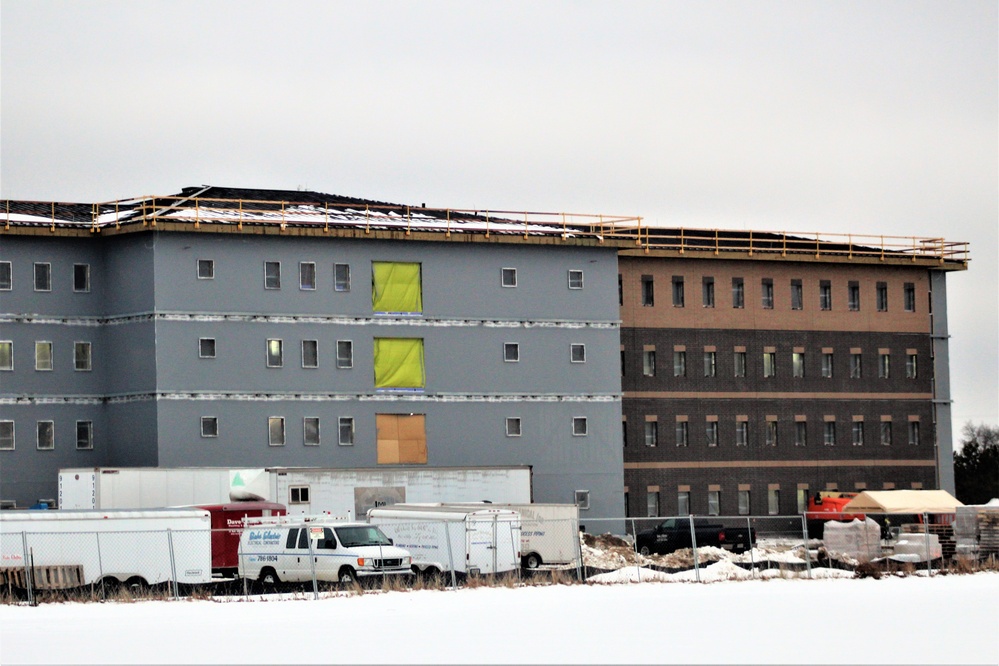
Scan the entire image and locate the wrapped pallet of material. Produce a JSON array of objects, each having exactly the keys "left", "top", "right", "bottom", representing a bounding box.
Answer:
[
  {"left": 891, "top": 533, "right": 942, "bottom": 563},
  {"left": 823, "top": 518, "right": 883, "bottom": 563}
]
